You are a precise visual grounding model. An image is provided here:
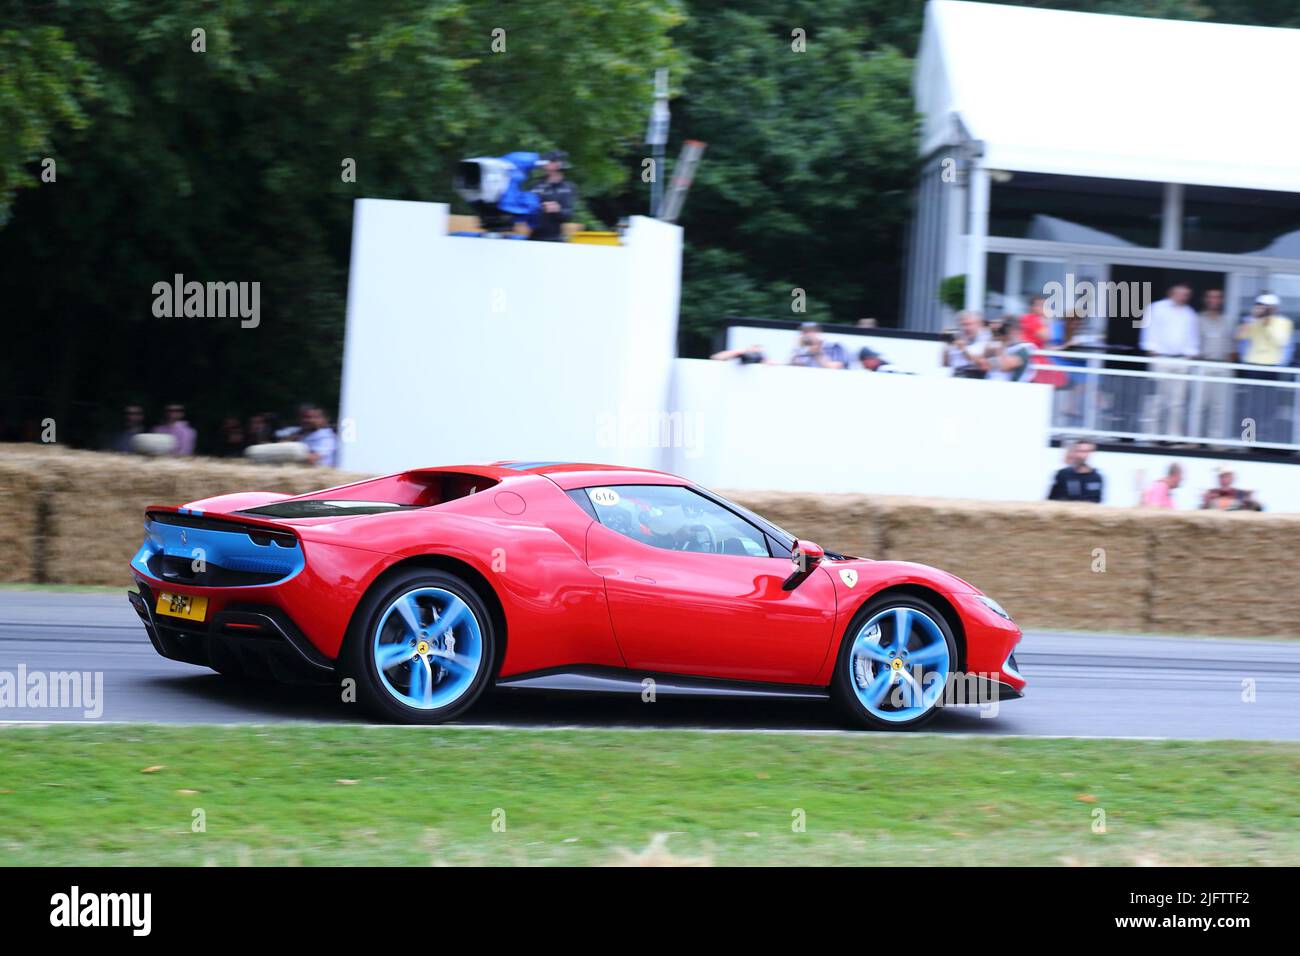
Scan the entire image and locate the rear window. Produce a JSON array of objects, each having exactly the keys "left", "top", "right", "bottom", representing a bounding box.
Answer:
[{"left": 238, "top": 471, "right": 498, "bottom": 518}]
